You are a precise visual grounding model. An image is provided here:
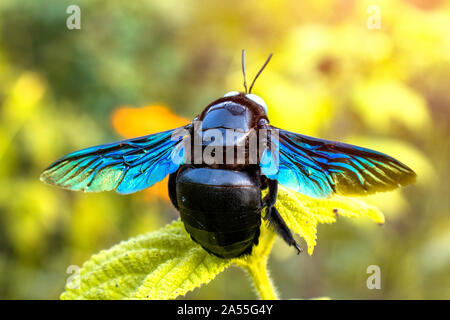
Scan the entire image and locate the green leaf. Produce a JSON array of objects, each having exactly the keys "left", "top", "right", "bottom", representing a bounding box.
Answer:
[
  {"left": 275, "top": 185, "right": 385, "bottom": 255},
  {"left": 61, "top": 220, "right": 231, "bottom": 300},
  {"left": 61, "top": 187, "right": 385, "bottom": 300}
]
